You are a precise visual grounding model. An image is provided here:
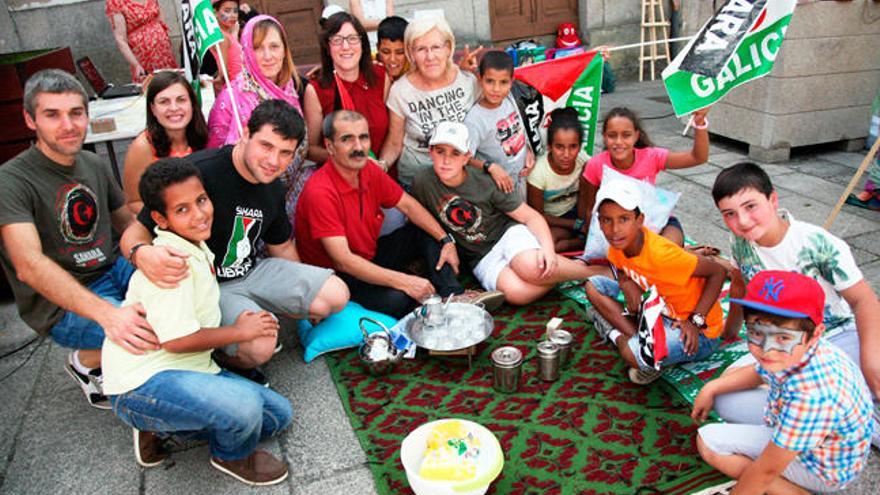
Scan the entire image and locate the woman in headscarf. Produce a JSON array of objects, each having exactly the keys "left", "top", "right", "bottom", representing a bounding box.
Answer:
[{"left": 207, "top": 15, "right": 310, "bottom": 232}]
